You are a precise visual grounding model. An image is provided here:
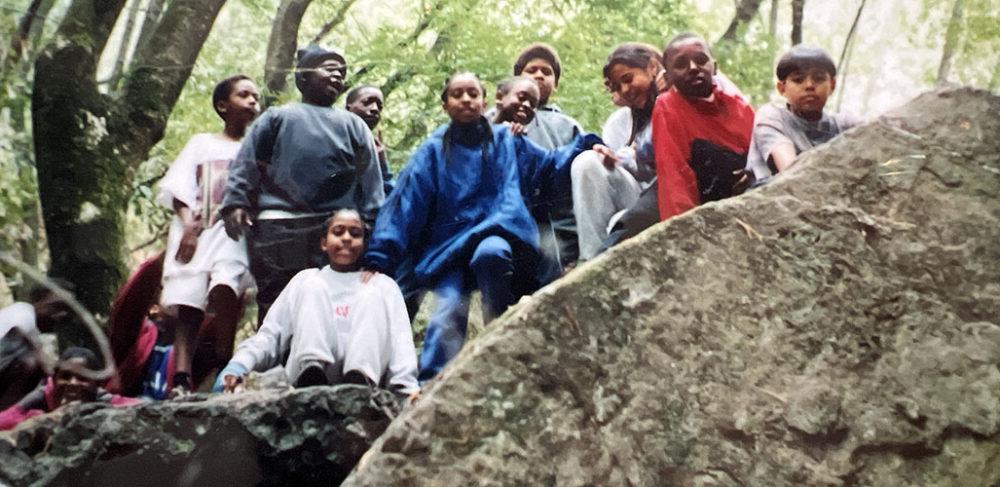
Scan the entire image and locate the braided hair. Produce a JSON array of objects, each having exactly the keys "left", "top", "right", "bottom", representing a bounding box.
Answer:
[{"left": 439, "top": 72, "right": 493, "bottom": 167}]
